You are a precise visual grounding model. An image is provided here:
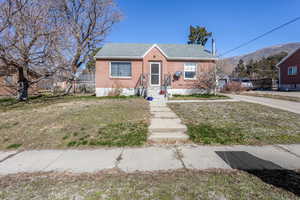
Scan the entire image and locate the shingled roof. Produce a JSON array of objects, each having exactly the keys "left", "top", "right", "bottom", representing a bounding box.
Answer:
[{"left": 95, "top": 43, "right": 216, "bottom": 60}]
